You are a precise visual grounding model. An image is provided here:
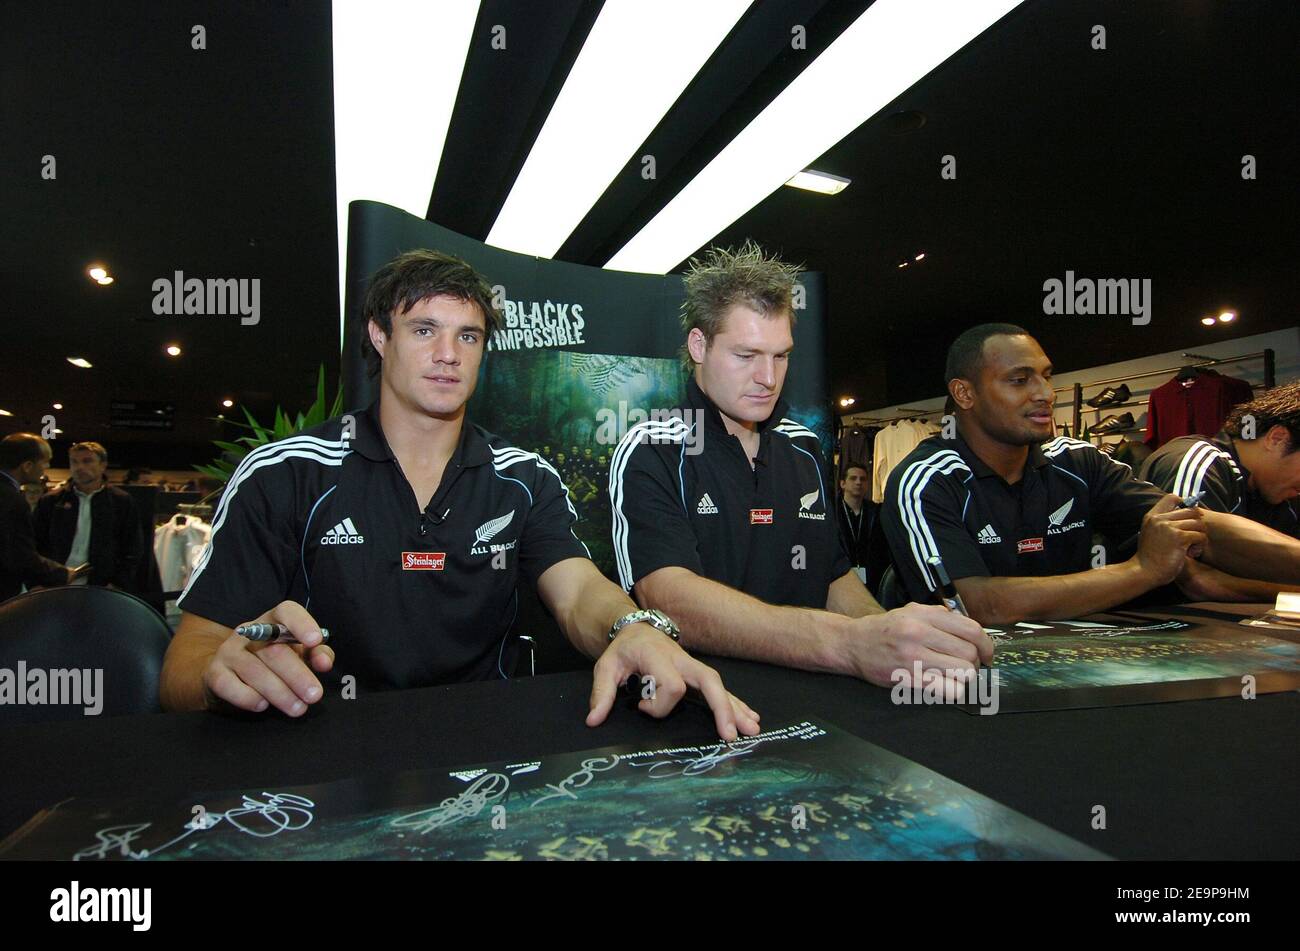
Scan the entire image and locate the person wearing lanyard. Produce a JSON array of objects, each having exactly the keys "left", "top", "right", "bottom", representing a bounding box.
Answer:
[
  {"left": 882, "top": 323, "right": 1300, "bottom": 625},
  {"left": 609, "top": 242, "right": 990, "bottom": 688},
  {"left": 161, "top": 249, "right": 759, "bottom": 740},
  {"left": 837, "top": 463, "right": 871, "bottom": 584}
]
